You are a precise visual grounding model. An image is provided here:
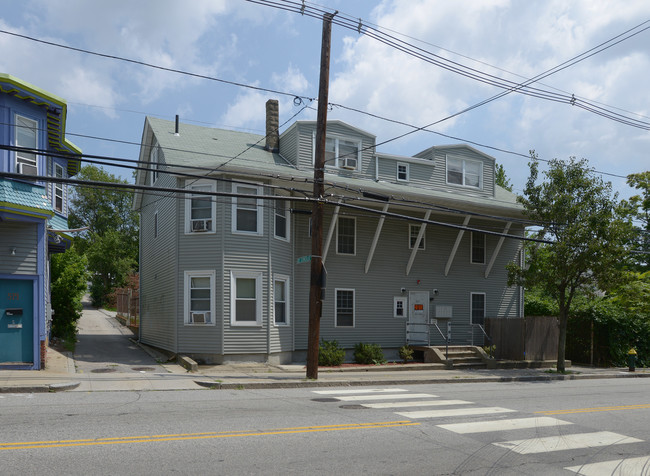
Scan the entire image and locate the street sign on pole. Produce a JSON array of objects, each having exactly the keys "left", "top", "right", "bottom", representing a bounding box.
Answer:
[{"left": 297, "top": 255, "right": 312, "bottom": 264}]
